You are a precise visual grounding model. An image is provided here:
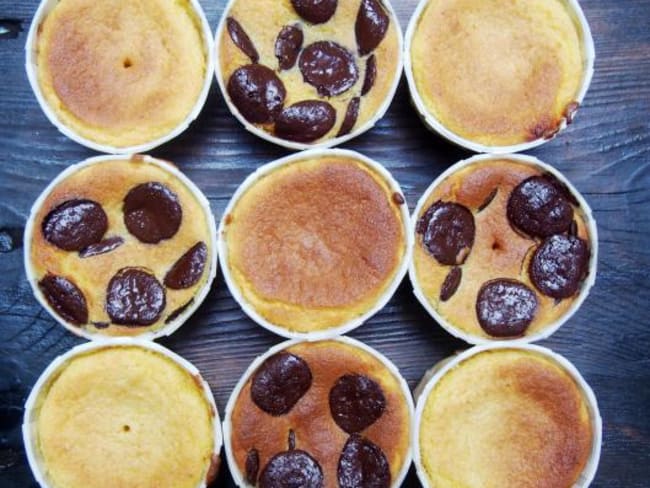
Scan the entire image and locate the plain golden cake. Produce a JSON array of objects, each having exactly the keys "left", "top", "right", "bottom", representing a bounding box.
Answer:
[
  {"left": 408, "top": 0, "right": 589, "bottom": 147},
  {"left": 217, "top": 0, "right": 402, "bottom": 146},
  {"left": 34, "top": 0, "right": 208, "bottom": 149},
  {"left": 226, "top": 338, "right": 412, "bottom": 487},
  {"left": 411, "top": 155, "right": 594, "bottom": 341},
  {"left": 417, "top": 348, "right": 594, "bottom": 488},
  {"left": 26, "top": 155, "right": 215, "bottom": 338},
  {"left": 220, "top": 150, "right": 408, "bottom": 335}
]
